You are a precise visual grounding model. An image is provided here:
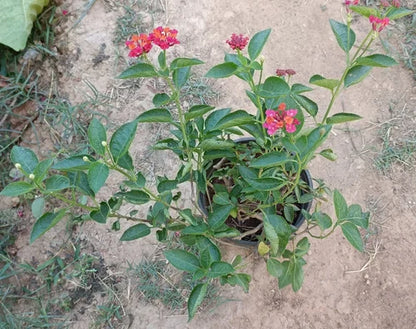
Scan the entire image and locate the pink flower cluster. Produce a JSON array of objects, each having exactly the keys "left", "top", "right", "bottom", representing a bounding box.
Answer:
[
  {"left": 344, "top": 0, "right": 359, "bottom": 13},
  {"left": 226, "top": 33, "right": 249, "bottom": 51},
  {"left": 369, "top": 15, "right": 390, "bottom": 32},
  {"left": 125, "top": 27, "right": 179, "bottom": 58},
  {"left": 380, "top": 0, "right": 400, "bottom": 7},
  {"left": 275, "top": 68, "right": 296, "bottom": 77},
  {"left": 263, "top": 103, "right": 300, "bottom": 135}
]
